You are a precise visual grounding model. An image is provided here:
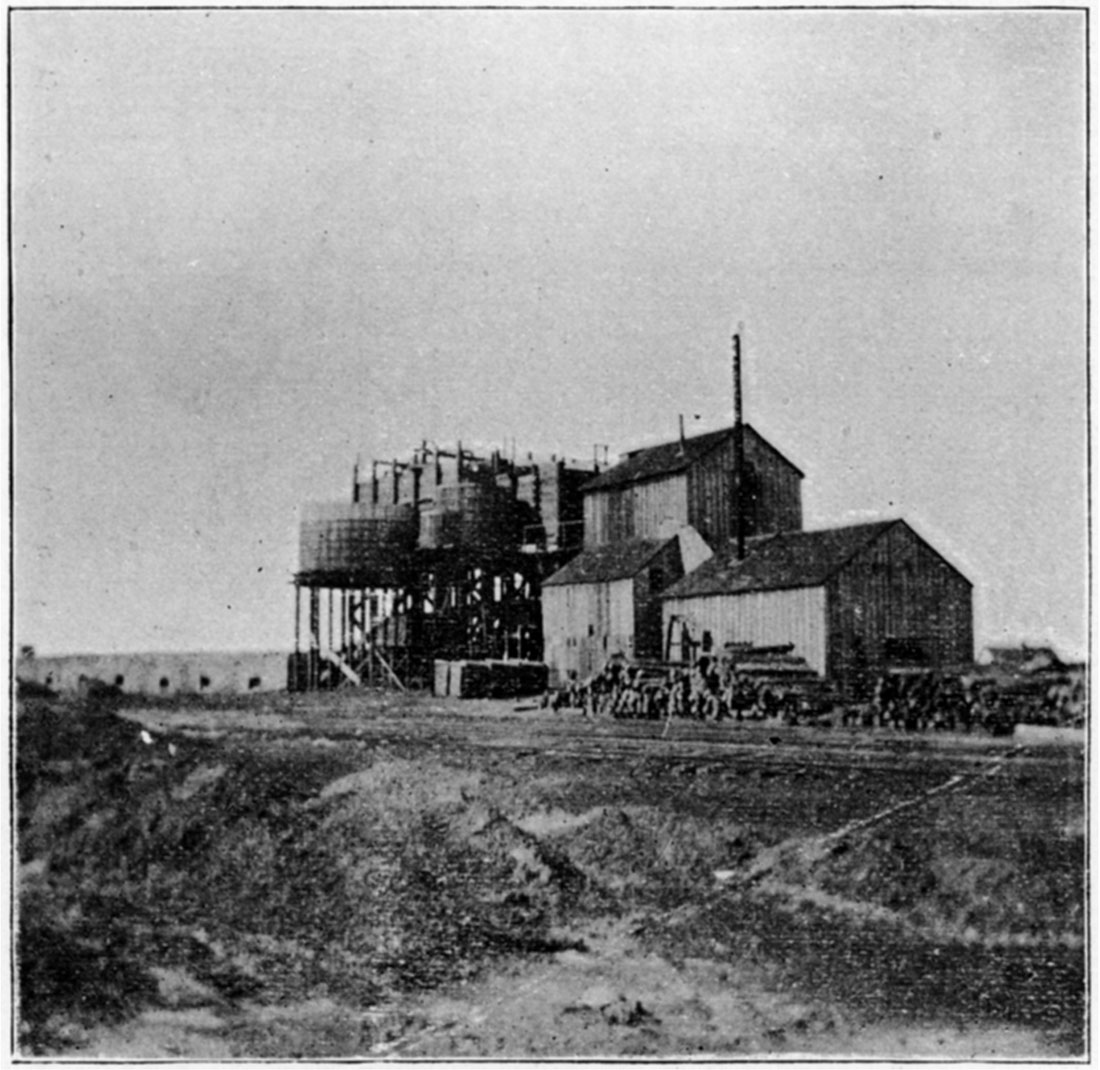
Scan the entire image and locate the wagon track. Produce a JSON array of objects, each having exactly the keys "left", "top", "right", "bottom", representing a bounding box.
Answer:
[{"left": 125, "top": 703, "right": 1066, "bottom": 776}]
